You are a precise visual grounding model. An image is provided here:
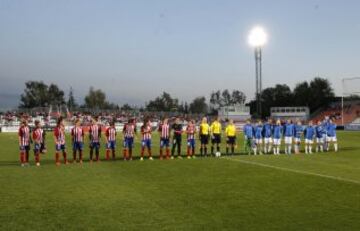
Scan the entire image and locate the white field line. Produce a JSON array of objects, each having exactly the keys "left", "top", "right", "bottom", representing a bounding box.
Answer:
[{"left": 223, "top": 157, "right": 360, "bottom": 185}]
